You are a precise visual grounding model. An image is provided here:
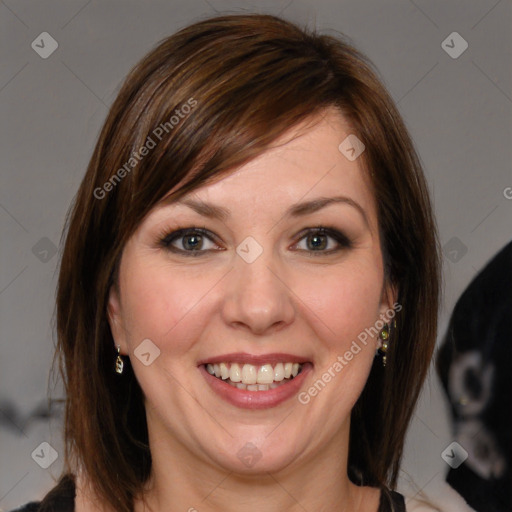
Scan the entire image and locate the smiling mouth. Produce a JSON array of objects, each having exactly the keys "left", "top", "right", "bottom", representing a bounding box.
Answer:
[{"left": 204, "top": 362, "right": 304, "bottom": 391}]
